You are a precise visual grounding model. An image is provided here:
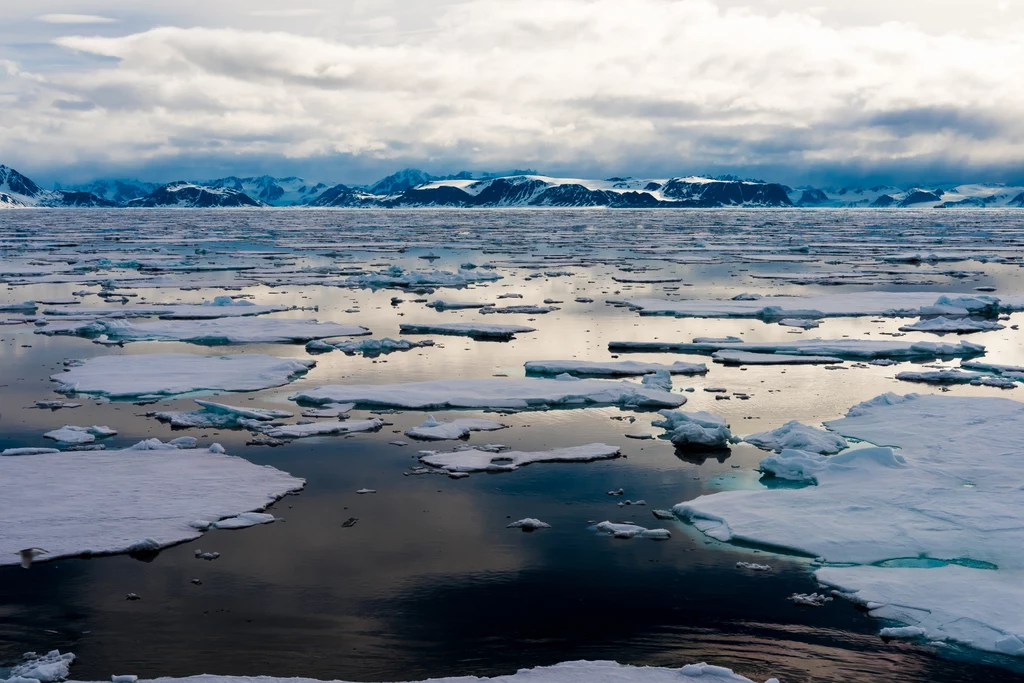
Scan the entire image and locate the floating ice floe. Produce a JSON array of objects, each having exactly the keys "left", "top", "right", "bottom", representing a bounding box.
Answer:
[
  {"left": 37, "top": 317, "right": 370, "bottom": 345},
  {"left": 743, "top": 421, "right": 848, "bottom": 454},
  {"left": 4, "top": 649, "right": 75, "bottom": 682},
  {"left": 154, "top": 400, "right": 294, "bottom": 429},
  {"left": 190, "top": 512, "right": 277, "bottom": 530},
  {"left": 2, "top": 447, "right": 61, "bottom": 456},
  {"left": 524, "top": 359, "right": 707, "bottom": 377},
  {"left": 0, "top": 301, "right": 38, "bottom": 312},
  {"left": 306, "top": 337, "right": 433, "bottom": 356},
  {"left": 300, "top": 403, "right": 355, "bottom": 418},
  {"left": 405, "top": 416, "right": 507, "bottom": 440},
  {"left": 0, "top": 439, "right": 303, "bottom": 566},
  {"left": 53, "top": 354, "right": 316, "bottom": 398},
  {"left": 508, "top": 518, "right": 551, "bottom": 530},
  {"left": 42, "top": 425, "right": 117, "bottom": 445},
  {"left": 426, "top": 299, "right": 492, "bottom": 310},
  {"left": 712, "top": 350, "right": 843, "bottom": 365},
  {"left": 674, "top": 393, "right": 1024, "bottom": 659},
  {"left": 594, "top": 521, "right": 671, "bottom": 540},
  {"left": 264, "top": 418, "right": 384, "bottom": 439},
  {"left": 961, "top": 359, "right": 1024, "bottom": 376},
  {"left": 50, "top": 660, "right": 778, "bottom": 683},
  {"left": 609, "top": 337, "right": 984, "bottom": 360},
  {"left": 291, "top": 377, "right": 685, "bottom": 411},
  {"left": 420, "top": 443, "right": 620, "bottom": 473},
  {"left": 895, "top": 369, "right": 1017, "bottom": 388},
  {"left": 400, "top": 322, "right": 535, "bottom": 340},
  {"left": 652, "top": 410, "right": 735, "bottom": 448},
  {"left": 610, "top": 292, "right": 1022, "bottom": 319},
  {"left": 777, "top": 318, "right": 819, "bottom": 329},
  {"left": 42, "top": 297, "right": 297, "bottom": 320},
  {"left": 480, "top": 305, "right": 559, "bottom": 315},
  {"left": 336, "top": 266, "right": 501, "bottom": 289},
  {"left": 897, "top": 316, "right": 1005, "bottom": 333}
]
